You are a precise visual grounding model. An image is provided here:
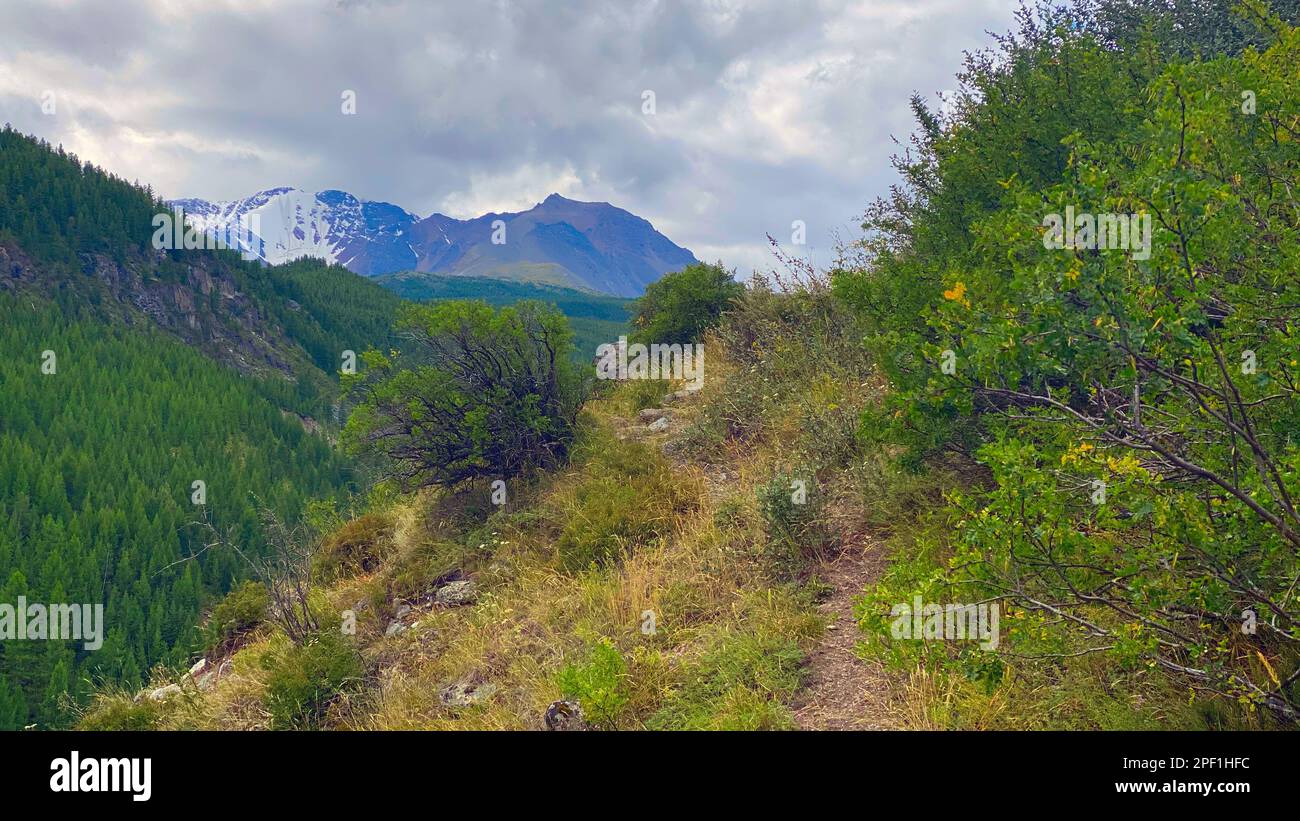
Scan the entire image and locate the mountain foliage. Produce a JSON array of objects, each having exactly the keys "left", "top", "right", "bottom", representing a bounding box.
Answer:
[
  {"left": 630, "top": 262, "right": 743, "bottom": 345},
  {"left": 20, "top": 0, "right": 1300, "bottom": 732},
  {"left": 840, "top": 0, "right": 1300, "bottom": 722}
]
